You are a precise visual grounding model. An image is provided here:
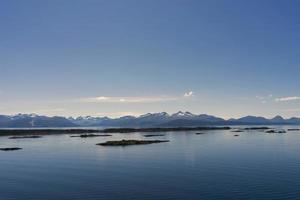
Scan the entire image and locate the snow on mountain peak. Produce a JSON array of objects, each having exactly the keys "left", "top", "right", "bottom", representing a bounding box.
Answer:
[{"left": 171, "top": 111, "right": 196, "bottom": 118}]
